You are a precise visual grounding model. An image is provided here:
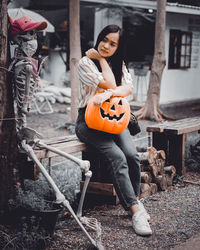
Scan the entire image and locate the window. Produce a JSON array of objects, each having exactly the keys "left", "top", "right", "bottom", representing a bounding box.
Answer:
[{"left": 168, "top": 29, "right": 192, "bottom": 69}]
